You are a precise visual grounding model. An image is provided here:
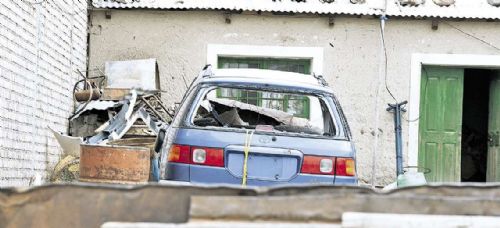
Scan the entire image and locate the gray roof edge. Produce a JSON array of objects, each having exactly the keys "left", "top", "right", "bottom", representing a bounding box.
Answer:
[{"left": 91, "top": 0, "right": 500, "bottom": 20}]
